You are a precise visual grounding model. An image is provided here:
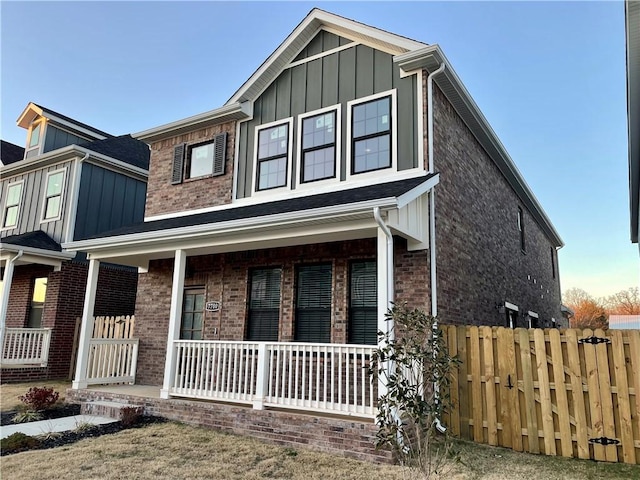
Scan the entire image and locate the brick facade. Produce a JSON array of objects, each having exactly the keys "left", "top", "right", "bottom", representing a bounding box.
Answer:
[
  {"left": 66, "top": 388, "right": 392, "bottom": 464},
  {"left": 2, "top": 261, "right": 139, "bottom": 382},
  {"left": 134, "top": 238, "right": 429, "bottom": 386},
  {"left": 144, "top": 121, "right": 236, "bottom": 218},
  {"left": 428, "top": 77, "right": 563, "bottom": 327}
]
